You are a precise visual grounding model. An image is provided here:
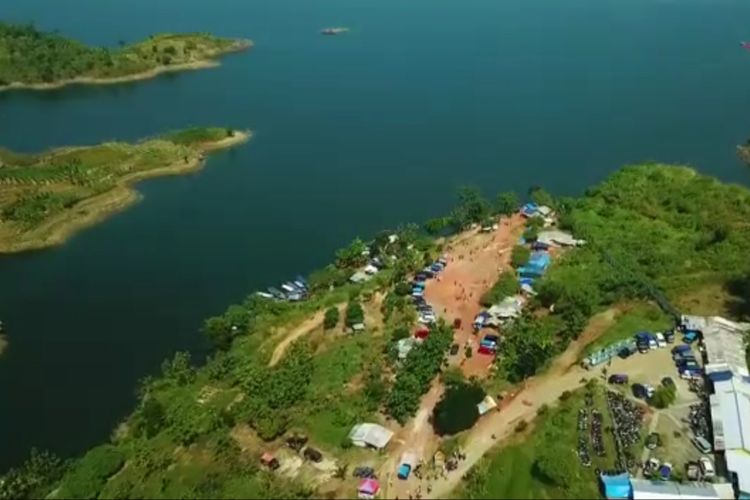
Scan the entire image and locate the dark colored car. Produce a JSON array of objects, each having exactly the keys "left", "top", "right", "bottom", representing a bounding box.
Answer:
[
  {"left": 450, "top": 343, "right": 460, "bottom": 356},
  {"left": 608, "top": 374, "right": 629, "bottom": 385},
  {"left": 632, "top": 383, "right": 648, "bottom": 399},
  {"left": 664, "top": 330, "right": 675, "bottom": 343},
  {"left": 618, "top": 347, "right": 635, "bottom": 359},
  {"left": 661, "top": 377, "right": 676, "bottom": 389},
  {"left": 303, "top": 447, "right": 323, "bottom": 463}
]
